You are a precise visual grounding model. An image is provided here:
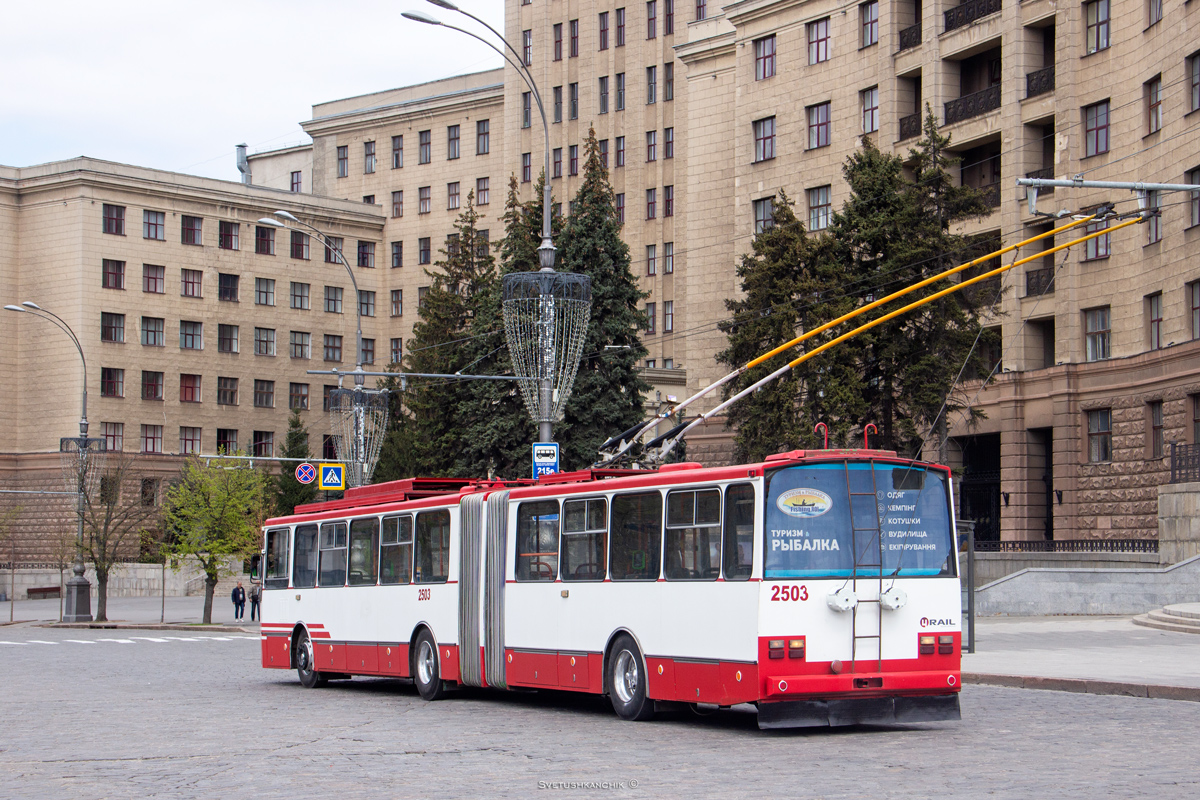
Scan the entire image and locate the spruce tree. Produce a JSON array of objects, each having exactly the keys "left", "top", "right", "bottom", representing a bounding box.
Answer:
[
  {"left": 556, "top": 127, "right": 650, "bottom": 470},
  {"left": 276, "top": 409, "right": 316, "bottom": 514},
  {"left": 371, "top": 367, "right": 420, "bottom": 482}
]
